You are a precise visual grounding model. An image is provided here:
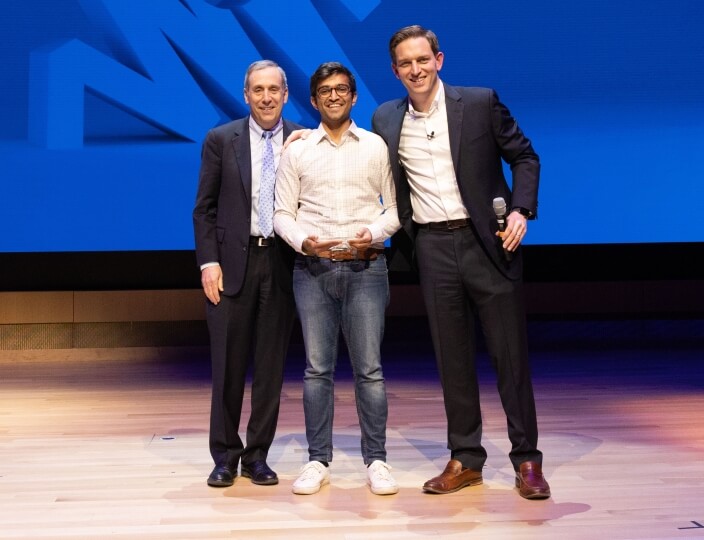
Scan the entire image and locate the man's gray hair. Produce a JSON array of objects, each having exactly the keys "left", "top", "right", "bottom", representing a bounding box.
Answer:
[{"left": 244, "top": 60, "right": 288, "bottom": 90}]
